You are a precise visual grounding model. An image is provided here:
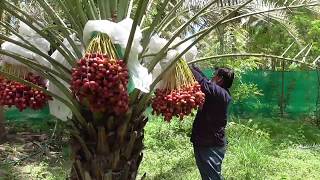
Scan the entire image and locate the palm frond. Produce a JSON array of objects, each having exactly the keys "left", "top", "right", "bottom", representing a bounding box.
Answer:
[
  {"left": 188, "top": 52, "right": 315, "bottom": 68},
  {"left": 239, "top": 0, "right": 302, "bottom": 44},
  {"left": 182, "top": 0, "right": 320, "bottom": 45},
  {"left": 183, "top": 0, "right": 213, "bottom": 9}
]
